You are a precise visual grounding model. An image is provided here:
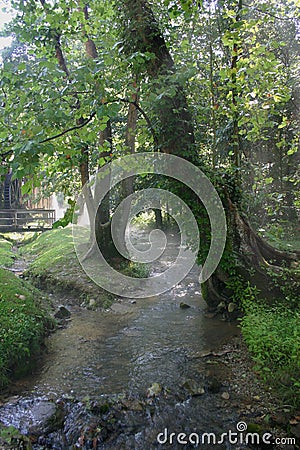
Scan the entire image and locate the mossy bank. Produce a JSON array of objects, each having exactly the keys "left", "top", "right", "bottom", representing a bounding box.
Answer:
[
  {"left": 0, "top": 239, "right": 53, "bottom": 388},
  {"left": 21, "top": 226, "right": 114, "bottom": 308}
]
